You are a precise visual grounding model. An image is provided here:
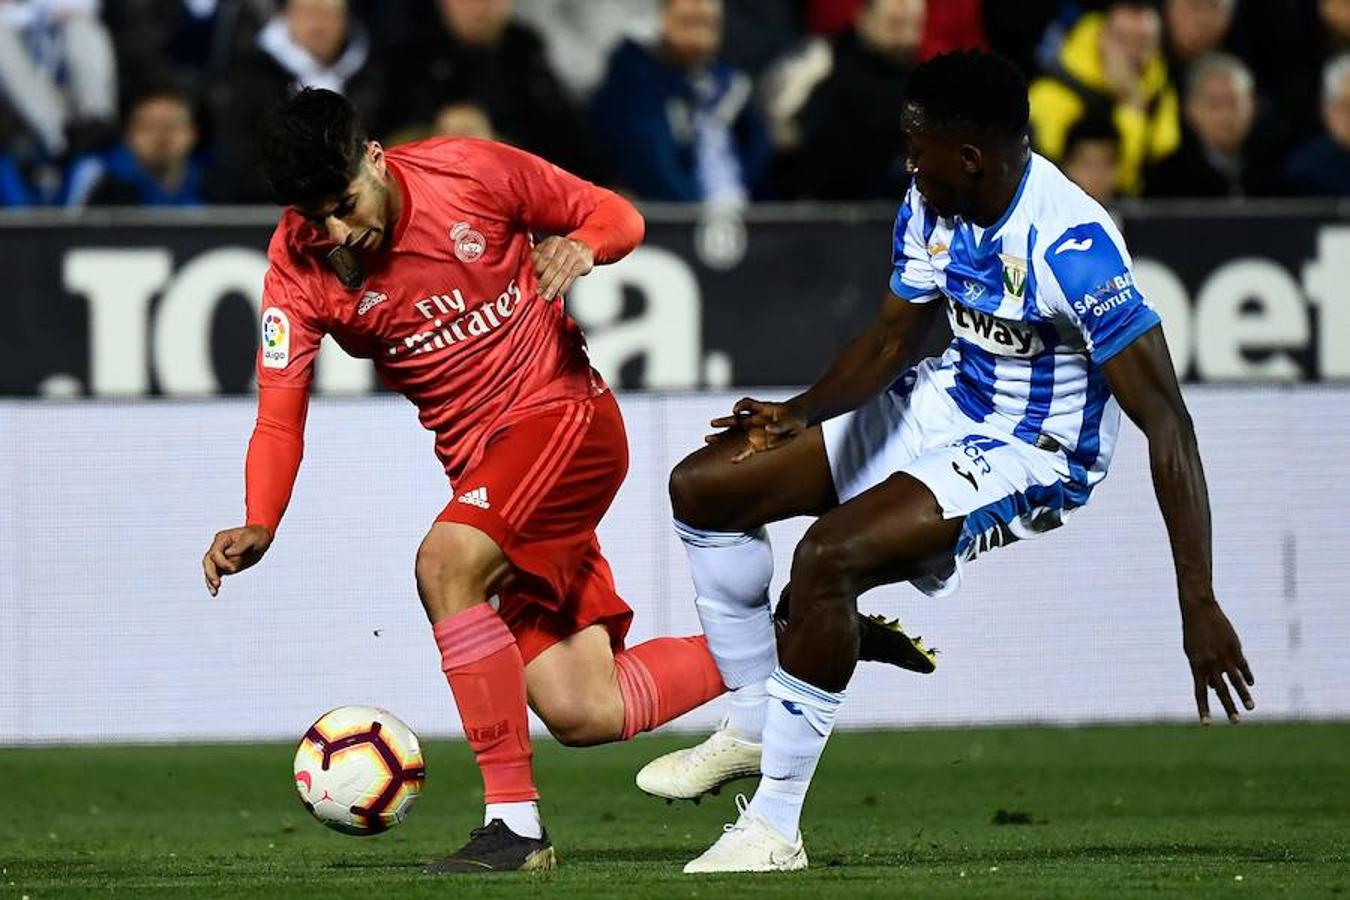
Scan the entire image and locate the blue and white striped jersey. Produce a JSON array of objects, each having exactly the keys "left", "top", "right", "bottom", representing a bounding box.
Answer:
[{"left": 889, "top": 153, "right": 1161, "bottom": 498}]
